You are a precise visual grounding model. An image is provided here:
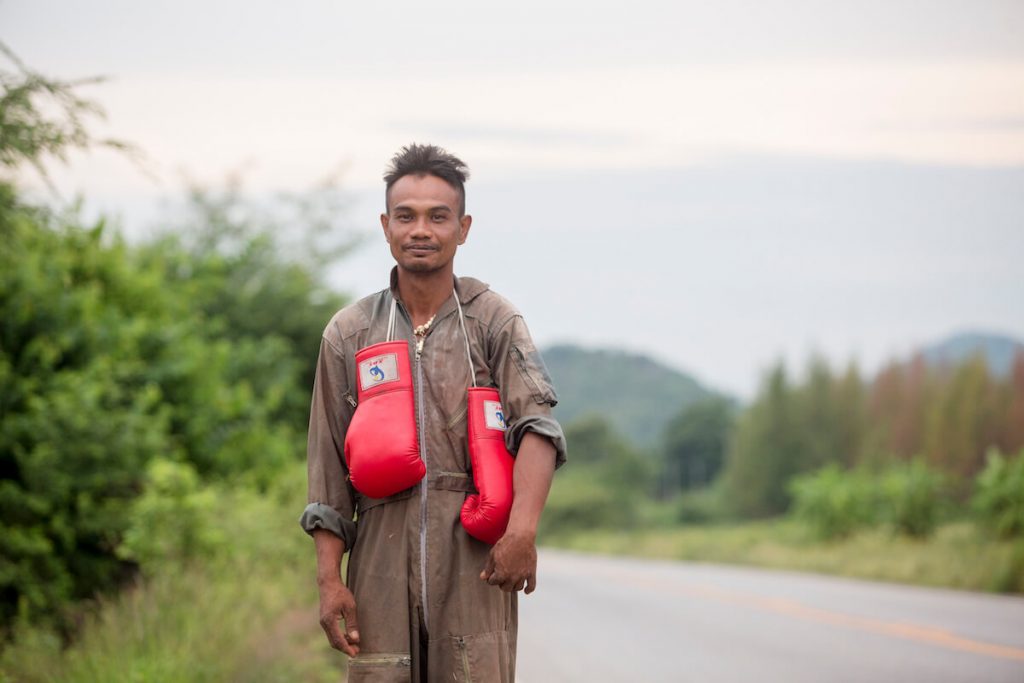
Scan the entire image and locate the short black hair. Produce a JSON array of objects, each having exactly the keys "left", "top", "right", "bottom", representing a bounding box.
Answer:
[{"left": 383, "top": 143, "right": 470, "bottom": 215}]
